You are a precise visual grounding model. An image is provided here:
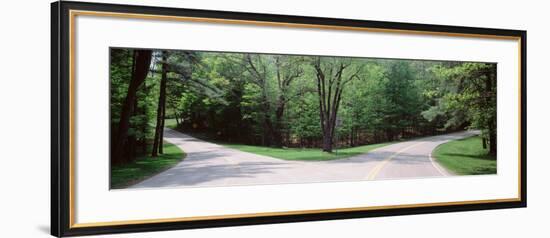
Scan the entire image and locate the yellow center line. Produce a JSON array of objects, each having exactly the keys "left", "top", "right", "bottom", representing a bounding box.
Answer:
[{"left": 366, "top": 142, "right": 426, "bottom": 180}]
